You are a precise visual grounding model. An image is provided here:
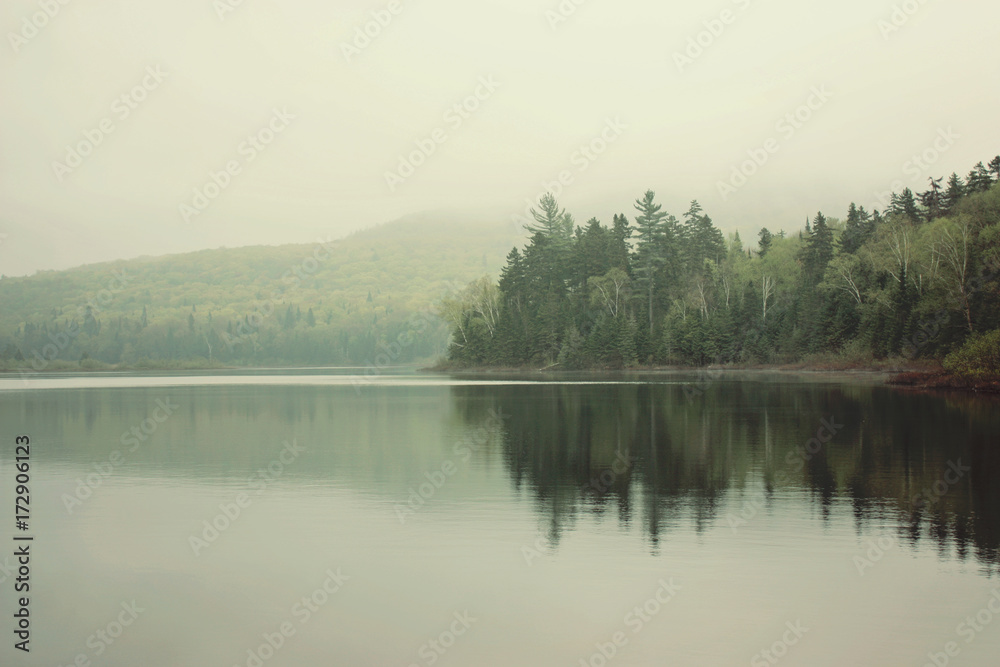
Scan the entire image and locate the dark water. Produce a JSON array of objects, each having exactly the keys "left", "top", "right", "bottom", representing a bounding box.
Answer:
[{"left": 1, "top": 371, "right": 999, "bottom": 666}]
